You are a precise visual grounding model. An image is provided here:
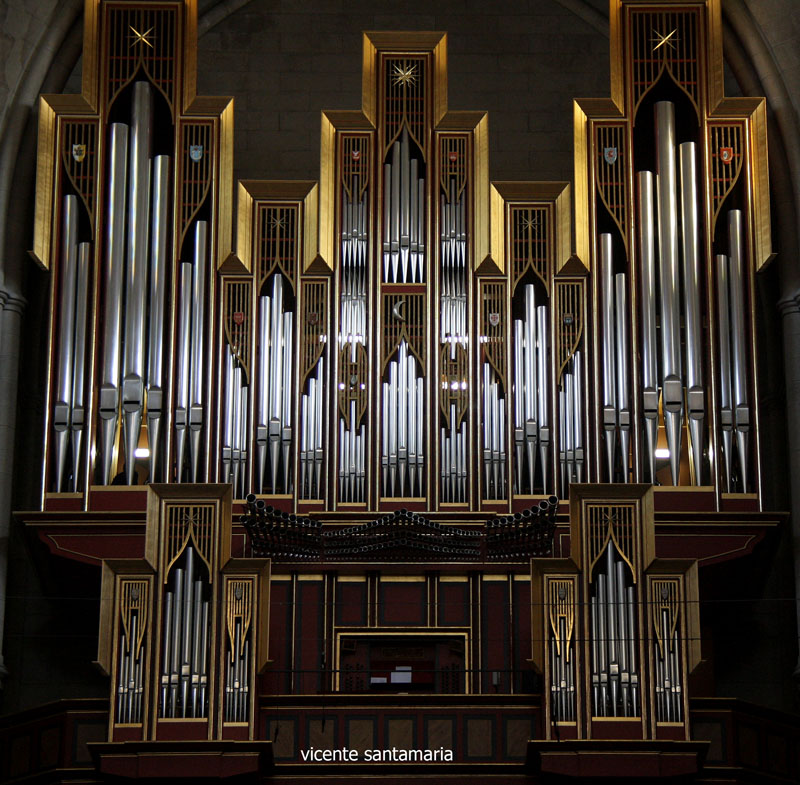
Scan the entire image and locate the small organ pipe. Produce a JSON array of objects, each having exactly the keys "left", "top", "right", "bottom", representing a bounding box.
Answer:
[
  {"left": 70, "top": 241, "right": 90, "bottom": 489},
  {"left": 99, "top": 123, "right": 128, "bottom": 486},
  {"left": 716, "top": 254, "right": 734, "bottom": 491},
  {"left": 614, "top": 273, "right": 630, "bottom": 481},
  {"left": 590, "top": 545, "right": 639, "bottom": 718},
  {"left": 680, "top": 142, "right": 705, "bottom": 484},
  {"left": 637, "top": 171, "right": 659, "bottom": 483},
  {"left": 122, "top": 82, "right": 153, "bottom": 486},
  {"left": 175, "top": 263, "right": 193, "bottom": 482},
  {"left": 728, "top": 210, "right": 750, "bottom": 490},
  {"left": 189, "top": 221, "right": 208, "bottom": 483},
  {"left": 655, "top": 101, "right": 683, "bottom": 485},
  {"left": 600, "top": 233, "right": 616, "bottom": 481},
  {"left": 537, "top": 305, "right": 550, "bottom": 491},
  {"left": 54, "top": 195, "right": 79, "bottom": 492},
  {"left": 147, "top": 154, "right": 171, "bottom": 482}
]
